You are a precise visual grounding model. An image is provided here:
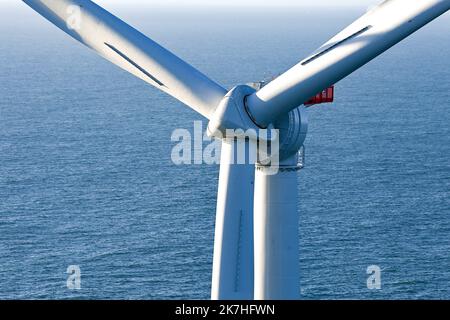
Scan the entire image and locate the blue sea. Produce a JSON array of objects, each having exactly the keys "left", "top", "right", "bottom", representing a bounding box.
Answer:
[{"left": 0, "top": 5, "right": 449, "bottom": 299}]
